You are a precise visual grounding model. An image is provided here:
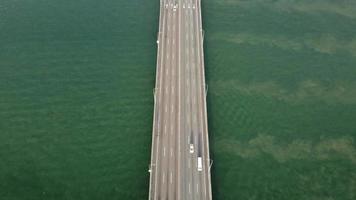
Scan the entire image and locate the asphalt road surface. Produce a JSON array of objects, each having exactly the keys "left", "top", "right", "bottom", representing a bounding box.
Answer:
[{"left": 149, "top": 0, "right": 212, "bottom": 199}]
